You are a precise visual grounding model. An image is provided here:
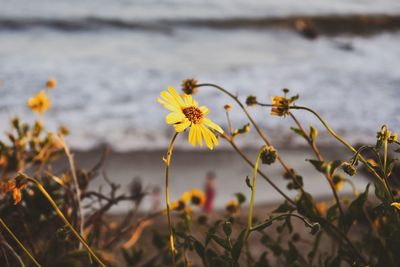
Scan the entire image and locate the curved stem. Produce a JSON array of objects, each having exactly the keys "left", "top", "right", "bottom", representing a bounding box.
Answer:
[
  {"left": 250, "top": 213, "right": 316, "bottom": 233},
  {"left": 245, "top": 146, "right": 265, "bottom": 240},
  {"left": 221, "top": 133, "right": 296, "bottom": 206},
  {"left": 0, "top": 218, "right": 41, "bottom": 267},
  {"left": 289, "top": 113, "right": 345, "bottom": 223},
  {"left": 164, "top": 132, "right": 179, "bottom": 266},
  {"left": 18, "top": 173, "right": 106, "bottom": 267},
  {"left": 290, "top": 105, "right": 394, "bottom": 202},
  {"left": 196, "top": 84, "right": 304, "bottom": 191}
]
